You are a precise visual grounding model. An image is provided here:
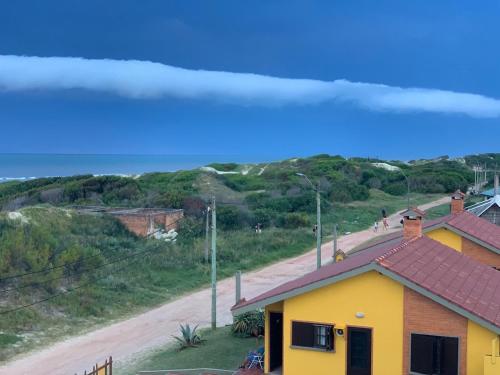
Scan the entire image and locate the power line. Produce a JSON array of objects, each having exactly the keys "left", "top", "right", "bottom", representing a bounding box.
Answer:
[
  {"left": 0, "top": 215, "right": 184, "bottom": 283},
  {"left": 0, "top": 257, "right": 142, "bottom": 316},
  {"left": 0, "top": 240, "right": 168, "bottom": 294}
]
